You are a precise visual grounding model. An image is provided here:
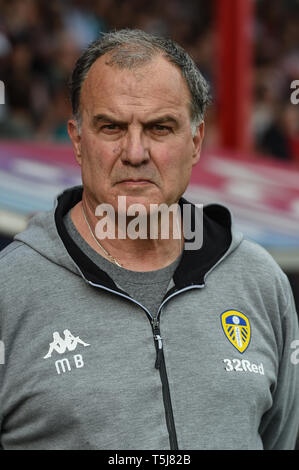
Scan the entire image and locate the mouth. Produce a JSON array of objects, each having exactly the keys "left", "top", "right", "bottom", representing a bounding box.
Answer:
[{"left": 118, "top": 179, "right": 153, "bottom": 185}]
